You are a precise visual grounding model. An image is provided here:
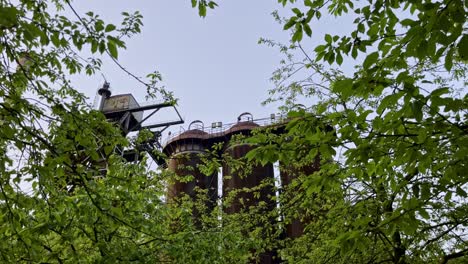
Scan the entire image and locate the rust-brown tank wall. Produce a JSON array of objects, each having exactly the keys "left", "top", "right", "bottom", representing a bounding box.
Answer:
[
  {"left": 222, "top": 122, "right": 279, "bottom": 264},
  {"left": 278, "top": 121, "right": 332, "bottom": 239},
  {"left": 222, "top": 143, "right": 275, "bottom": 214},
  {"left": 280, "top": 155, "right": 320, "bottom": 239},
  {"left": 164, "top": 130, "right": 217, "bottom": 210},
  {"left": 167, "top": 153, "right": 217, "bottom": 208},
  {"left": 222, "top": 122, "right": 275, "bottom": 213}
]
